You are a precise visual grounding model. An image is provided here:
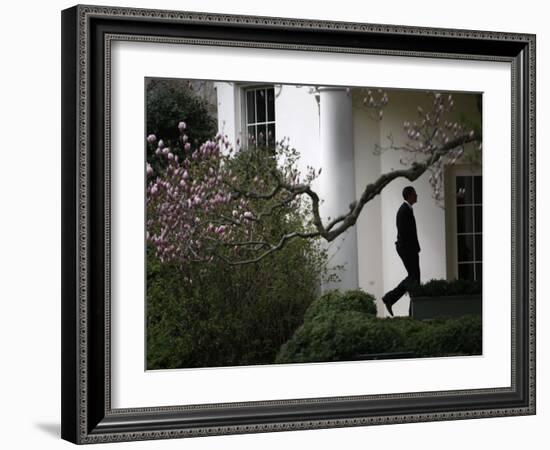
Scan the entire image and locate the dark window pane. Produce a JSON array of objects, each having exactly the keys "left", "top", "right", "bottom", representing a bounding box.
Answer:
[
  {"left": 474, "top": 176, "right": 482, "bottom": 204},
  {"left": 475, "top": 205, "right": 482, "bottom": 232},
  {"left": 247, "top": 125, "right": 256, "bottom": 146},
  {"left": 456, "top": 176, "right": 473, "bottom": 204},
  {"left": 258, "top": 125, "right": 266, "bottom": 146},
  {"left": 475, "top": 263, "right": 483, "bottom": 282},
  {"left": 267, "top": 88, "right": 275, "bottom": 121},
  {"left": 267, "top": 123, "right": 275, "bottom": 148},
  {"left": 256, "top": 89, "right": 266, "bottom": 123},
  {"left": 246, "top": 90, "right": 255, "bottom": 124},
  {"left": 475, "top": 234, "right": 482, "bottom": 261},
  {"left": 457, "top": 235, "right": 474, "bottom": 262},
  {"left": 458, "top": 263, "right": 475, "bottom": 281},
  {"left": 457, "top": 206, "right": 474, "bottom": 233}
]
